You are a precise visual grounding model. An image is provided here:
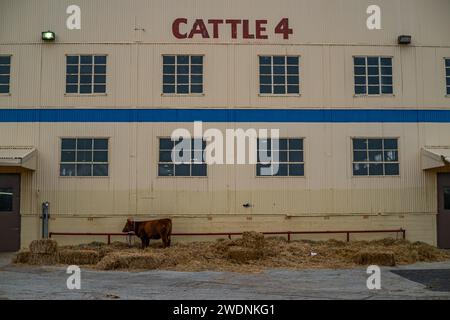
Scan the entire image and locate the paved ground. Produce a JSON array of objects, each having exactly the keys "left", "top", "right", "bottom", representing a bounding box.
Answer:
[{"left": 0, "top": 253, "right": 449, "bottom": 300}]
